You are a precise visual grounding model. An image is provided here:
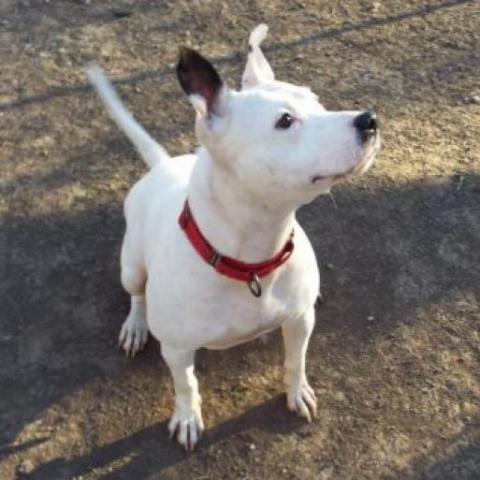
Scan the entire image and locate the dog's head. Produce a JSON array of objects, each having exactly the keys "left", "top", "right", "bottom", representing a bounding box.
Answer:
[{"left": 177, "top": 24, "right": 380, "bottom": 207}]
